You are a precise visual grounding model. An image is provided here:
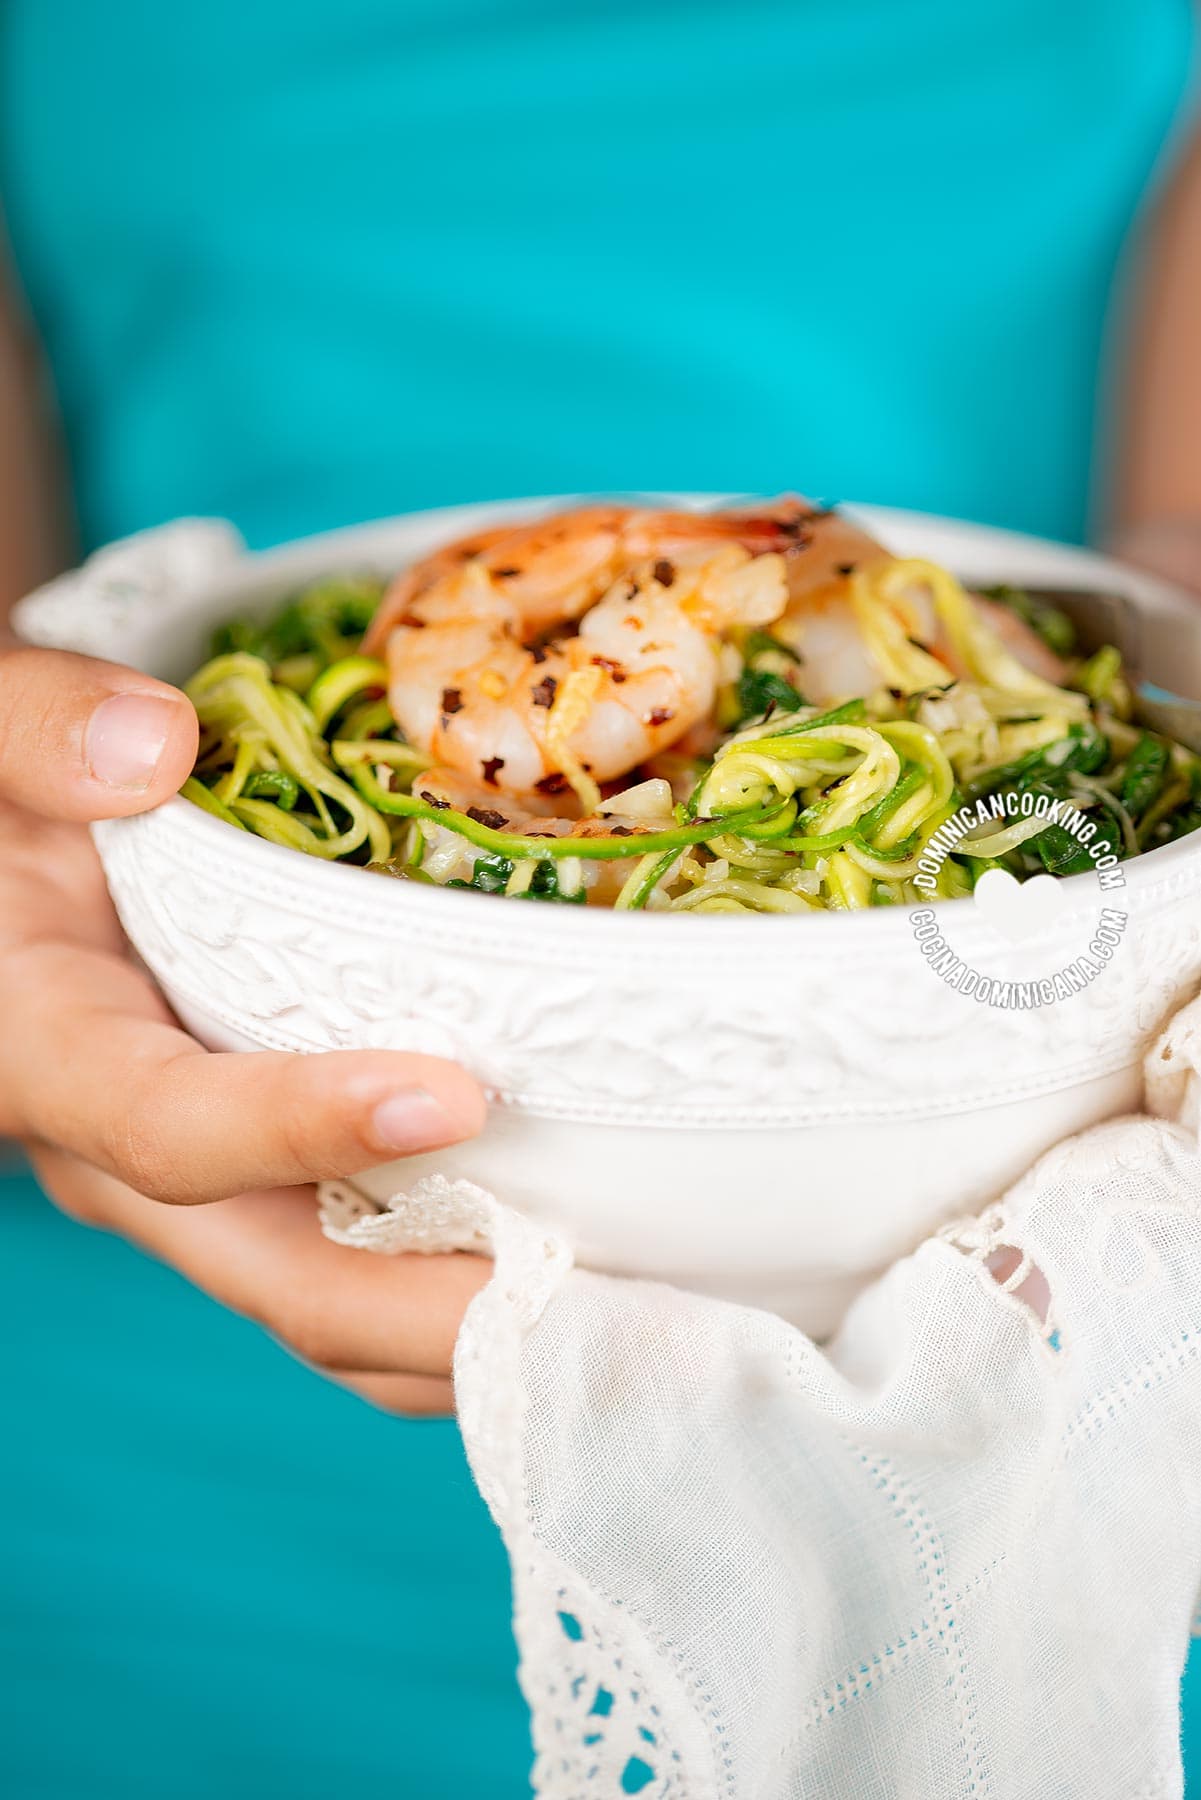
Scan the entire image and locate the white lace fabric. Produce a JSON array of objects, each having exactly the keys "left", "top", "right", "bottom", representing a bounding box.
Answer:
[{"left": 319, "top": 995, "right": 1201, "bottom": 1800}]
